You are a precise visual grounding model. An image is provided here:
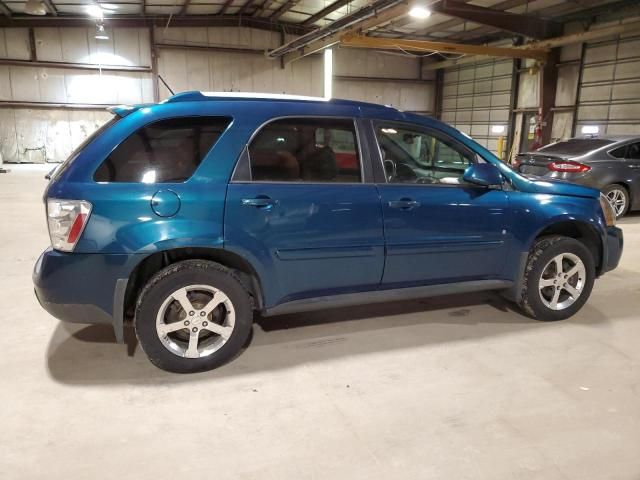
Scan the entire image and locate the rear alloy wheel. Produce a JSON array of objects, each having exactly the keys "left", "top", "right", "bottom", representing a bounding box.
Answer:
[
  {"left": 603, "top": 184, "right": 629, "bottom": 218},
  {"left": 519, "top": 236, "right": 595, "bottom": 321},
  {"left": 136, "top": 260, "right": 253, "bottom": 373}
]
